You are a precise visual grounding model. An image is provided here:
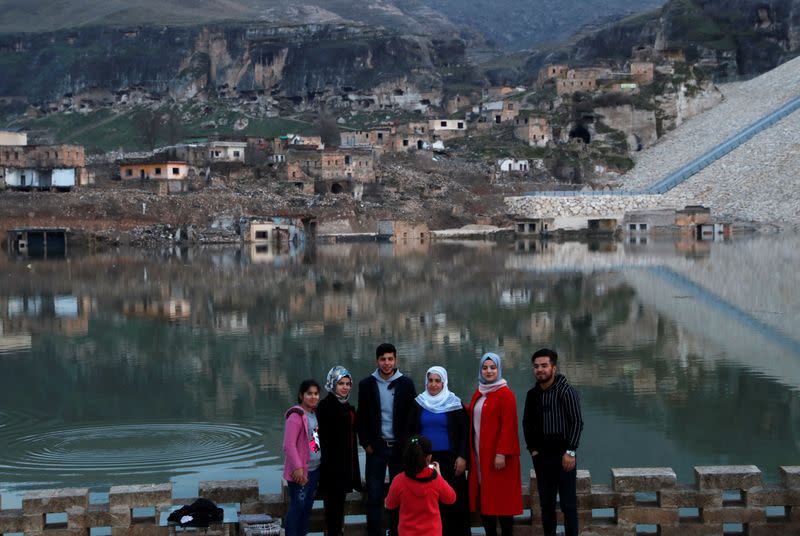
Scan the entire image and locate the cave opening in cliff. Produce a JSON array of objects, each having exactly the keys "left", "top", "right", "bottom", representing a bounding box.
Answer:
[{"left": 569, "top": 125, "right": 591, "bottom": 144}]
